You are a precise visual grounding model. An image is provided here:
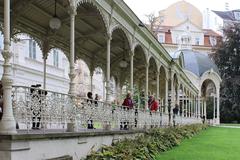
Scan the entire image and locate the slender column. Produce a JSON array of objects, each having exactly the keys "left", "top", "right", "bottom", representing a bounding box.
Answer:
[
  {"left": 68, "top": 7, "right": 77, "bottom": 95},
  {"left": 195, "top": 97, "right": 198, "bottom": 118},
  {"left": 0, "top": 0, "right": 17, "bottom": 134},
  {"left": 106, "top": 35, "right": 111, "bottom": 102},
  {"left": 67, "top": 4, "right": 77, "bottom": 132},
  {"left": 192, "top": 95, "right": 194, "bottom": 117},
  {"left": 43, "top": 54, "right": 47, "bottom": 89},
  {"left": 188, "top": 92, "right": 191, "bottom": 117},
  {"left": 145, "top": 63, "right": 149, "bottom": 109},
  {"left": 176, "top": 84, "right": 180, "bottom": 115},
  {"left": 204, "top": 99, "right": 207, "bottom": 120},
  {"left": 130, "top": 52, "right": 134, "bottom": 94},
  {"left": 102, "top": 77, "right": 106, "bottom": 101},
  {"left": 183, "top": 91, "right": 187, "bottom": 117},
  {"left": 156, "top": 70, "right": 160, "bottom": 100},
  {"left": 90, "top": 71, "right": 93, "bottom": 93},
  {"left": 197, "top": 96, "right": 201, "bottom": 118},
  {"left": 201, "top": 99, "right": 204, "bottom": 117},
  {"left": 170, "top": 76, "right": 174, "bottom": 125},
  {"left": 213, "top": 95, "right": 216, "bottom": 120},
  {"left": 216, "top": 87, "right": 220, "bottom": 124},
  {"left": 165, "top": 78, "right": 168, "bottom": 114}
]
